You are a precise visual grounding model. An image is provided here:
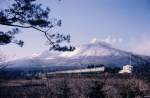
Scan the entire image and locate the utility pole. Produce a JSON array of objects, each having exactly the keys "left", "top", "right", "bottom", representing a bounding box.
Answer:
[{"left": 130, "top": 54, "right": 132, "bottom": 65}]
